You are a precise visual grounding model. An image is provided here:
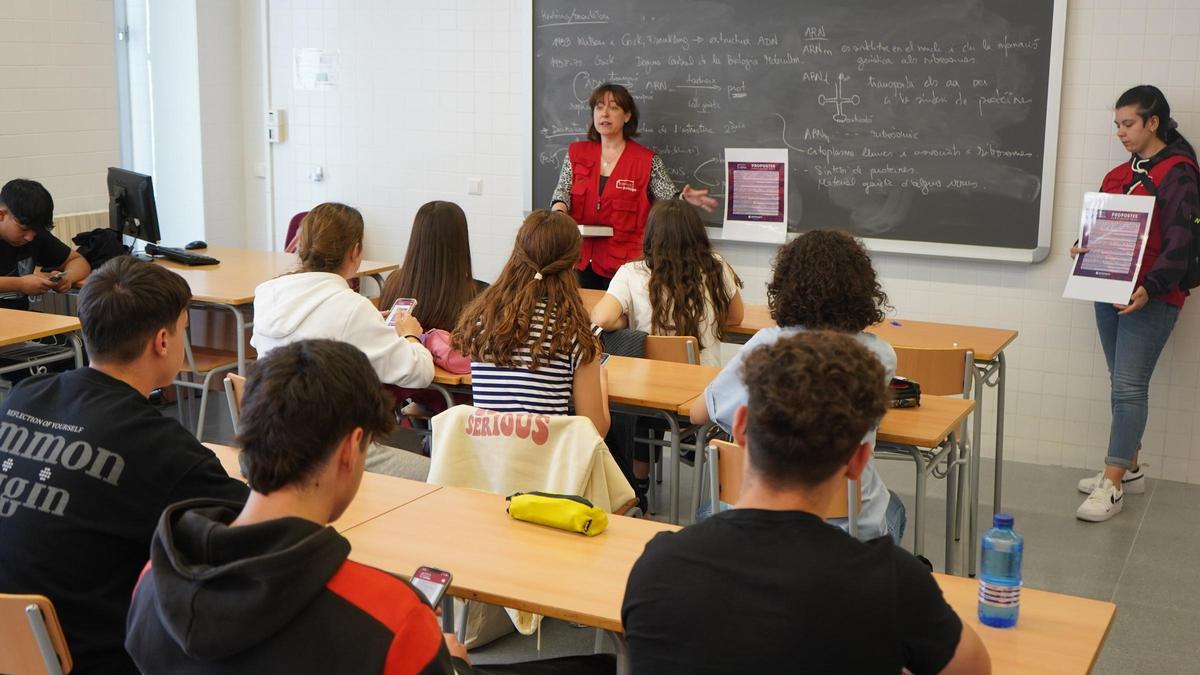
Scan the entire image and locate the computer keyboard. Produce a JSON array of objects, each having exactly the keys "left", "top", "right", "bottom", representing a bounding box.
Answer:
[{"left": 144, "top": 244, "right": 220, "bottom": 266}]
